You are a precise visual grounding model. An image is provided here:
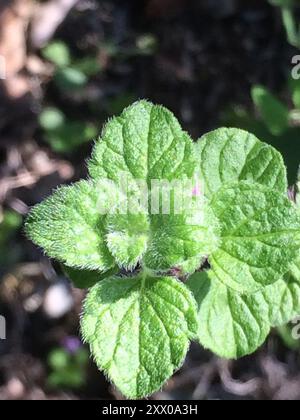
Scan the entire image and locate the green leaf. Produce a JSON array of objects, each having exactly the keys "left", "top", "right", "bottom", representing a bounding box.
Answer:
[
  {"left": 105, "top": 193, "right": 219, "bottom": 272},
  {"left": 268, "top": 0, "right": 295, "bottom": 6},
  {"left": 25, "top": 180, "right": 115, "bottom": 271},
  {"left": 251, "top": 85, "right": 289, "bottom": 135},
  {"left": 81, "top": 273, "right": 198, "bottom": 399},
  {"left": 42, "top": 41, "right": 71, "bottom": 68},
  {"left": 143, "top": 202, "right": 219, "bottom": 271},
  {"left": 89, "top": 101, "right": 219, "bottom": 271},
  {"left": 39, "top": 107, "right": 65, "bottom": 131},
  {"left": 55, "top": 67, "right": 88, "bottom": 91},
  {"left": 277, "top": 324, "right": 300, "bottom": 350},
  {"left": 187, "top": 271, "right": 270, "bottom": 359},
  {"left": 289, "top": 77, "right": 300, "bottom": 109},
  {"left": 136, "top": 34, "right": 158, "bottom": 55},
  {"left": 44, "top": 121, "right": 97, "bottom": 153},
  {"left": 48, "top": 349, "right": 69, "bottom": 370},
  {"left": 209, "top": 182, "right": 300, "bottom": 294},
  {"left": 73, "top": 57, "right": 101, "bottom": 77},
  {"left": 88, "top": 100, "right": 196, "bottom": 186},
  {"left": 106, "top": 208, "right": 149, "bottom": 270},
  {"left": 48, "top": 369, "right": 84, "bottom": 389},
  {"left": 176, "top": 255, "right": 205, "bottom": 276},
  {"left": 0, "top": 210, "right": 22, "bottom": 246},
  {"left": 63, "top": 265, "right": 118, "bottom": 289},
  {"left": 261, "top": 256, "right": 300, "bottom": 327},
  {"left": 196, "top": 128, "right": 287, "bottom": 199}
]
